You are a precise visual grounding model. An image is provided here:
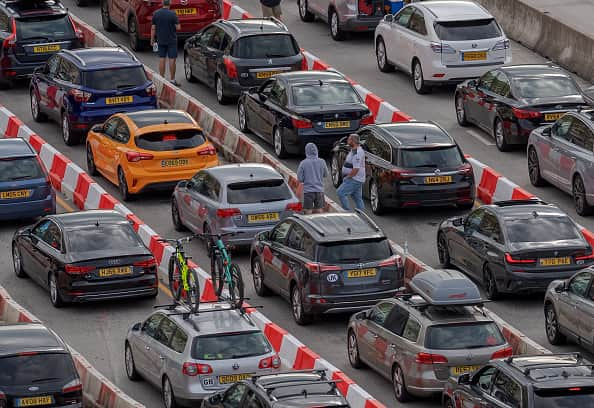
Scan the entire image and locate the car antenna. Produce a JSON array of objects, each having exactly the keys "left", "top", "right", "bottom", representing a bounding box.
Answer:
[
  {"left": 424, "top": 134, "right": 427, "bottom": 143},
  {"left": 95, "top": 220, "right": 100, "bottom": 228},
  {"left": 533, "top": 210, "right": 538, "bottom": 218},
  {"left": 347, "top": 227, "right": 352, "bottom": 235},
  {"left": 318, "top": 80, "right": 323, "bottom": 86}
]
